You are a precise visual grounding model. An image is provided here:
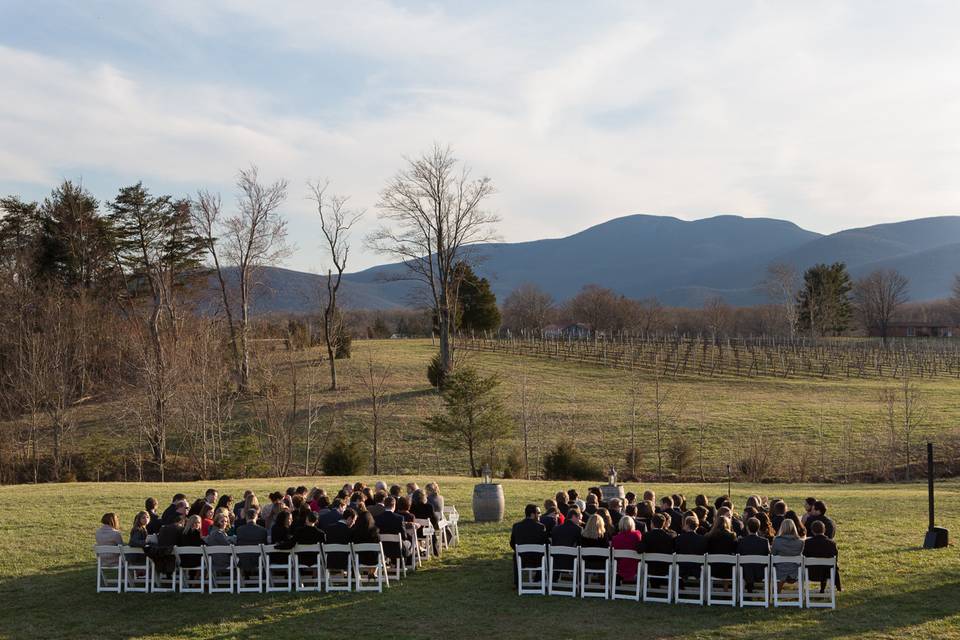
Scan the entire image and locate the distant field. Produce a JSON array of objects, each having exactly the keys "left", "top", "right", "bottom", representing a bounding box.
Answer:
[
  {"left": 0, "top": 477, "right": 958, "bottom": 639},
  {"left": 47, "top": 338, "right": 960, "bottom": 481}
]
